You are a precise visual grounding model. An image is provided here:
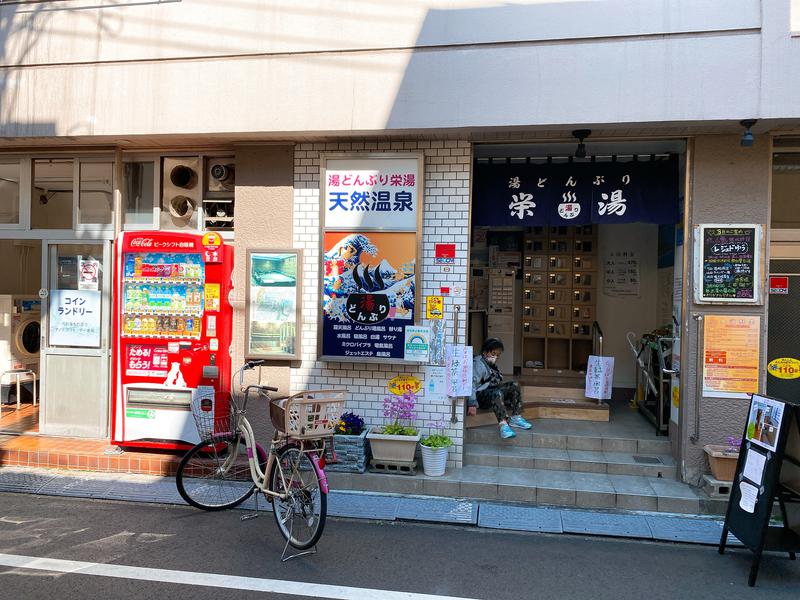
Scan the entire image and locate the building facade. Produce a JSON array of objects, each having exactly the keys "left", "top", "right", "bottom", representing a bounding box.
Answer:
[{"left": 2, "top": 0, "right": 800, "bottom": 486}]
